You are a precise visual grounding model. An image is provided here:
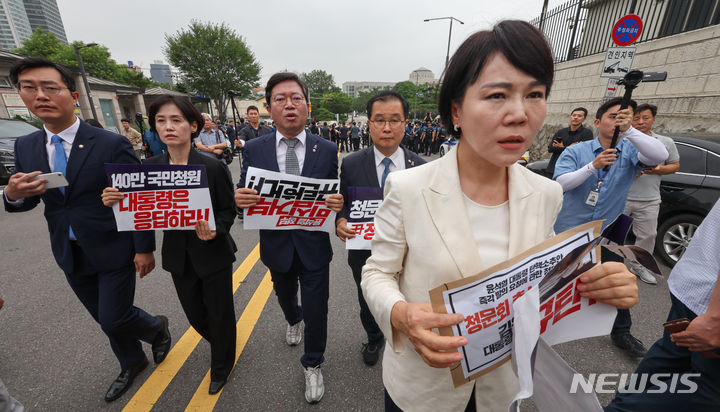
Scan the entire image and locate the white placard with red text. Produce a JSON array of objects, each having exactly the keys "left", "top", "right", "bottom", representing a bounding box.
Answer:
[
  {"left": 105, "top": 164, "right": 215, "bottom": 231},
  {"left": 243, "top": 167, "right": 339, "bottom": 233}
]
